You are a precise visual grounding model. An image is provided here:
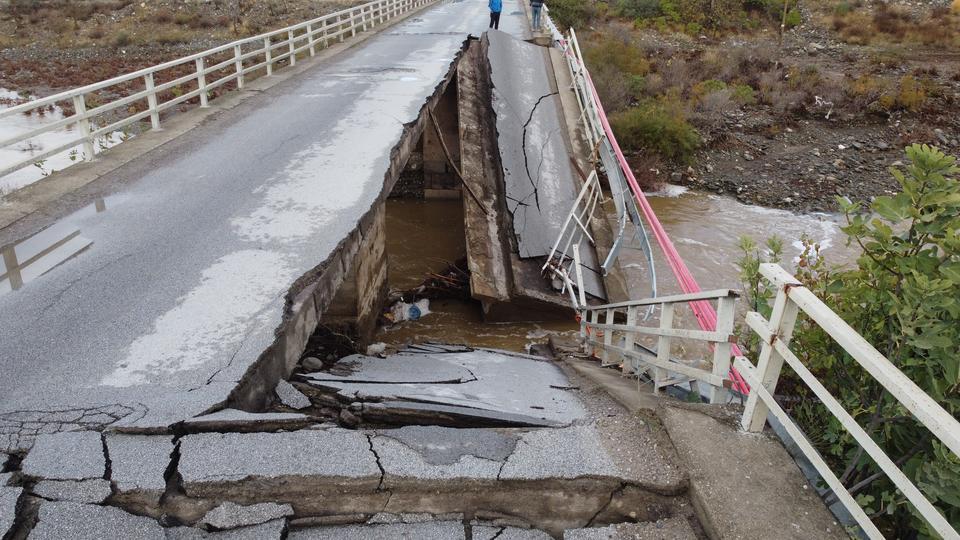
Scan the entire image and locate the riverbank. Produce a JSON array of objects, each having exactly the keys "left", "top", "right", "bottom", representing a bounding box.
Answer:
[{"left": 569, "top": 0, "right": 960, "bottom": 213}]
